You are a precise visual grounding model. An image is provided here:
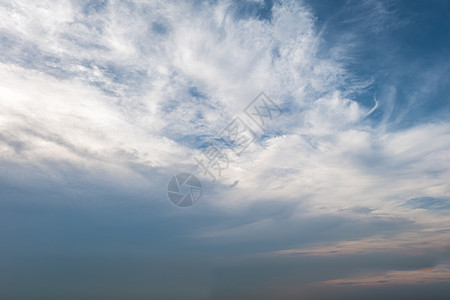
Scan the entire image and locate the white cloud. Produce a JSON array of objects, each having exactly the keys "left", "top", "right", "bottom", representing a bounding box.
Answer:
[{"left": 0, "top": 1, "right": 449, "bottom": 256}]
